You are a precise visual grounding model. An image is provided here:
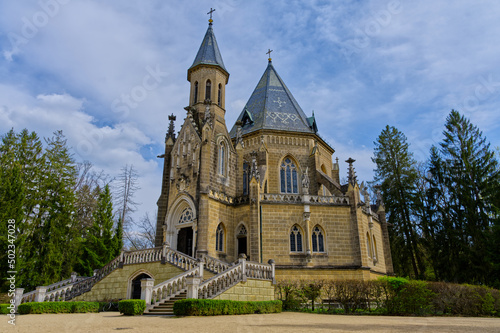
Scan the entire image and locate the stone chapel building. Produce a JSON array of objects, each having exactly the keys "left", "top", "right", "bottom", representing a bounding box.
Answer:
[{"left": 155, "top": 18, "right": 393, "bottom": 281}]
